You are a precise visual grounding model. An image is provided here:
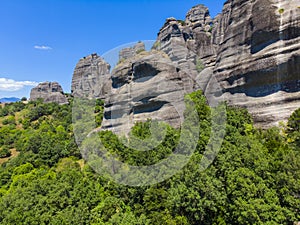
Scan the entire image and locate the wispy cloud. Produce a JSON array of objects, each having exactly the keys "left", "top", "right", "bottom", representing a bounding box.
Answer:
[
  {"left": 34, "top": 45, "right": 52, "bottom": 50},
  {"left": 0, "top": 78, "right": 38, "bottom": 91}
]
